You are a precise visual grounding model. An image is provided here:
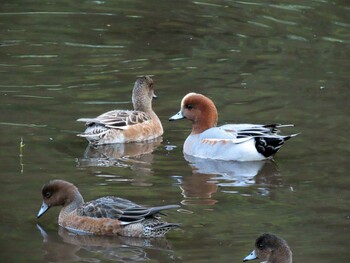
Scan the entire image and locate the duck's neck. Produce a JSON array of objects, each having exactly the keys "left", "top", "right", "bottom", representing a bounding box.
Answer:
[
  {"left": 270, "top": 245, "right": 292, "bottom": 263},
  {"left": 133, "top": 98, "right": 152, "bottom": 113},
  {"left": 132, "top": 89, "right": 152, "bottom": 113},
  {"left": 134, "top": 101, "right": 152, "bottom": 113},
  {"left": 59, "top": 191, "right": 84, "bottom": 221},
  {"left": 191, "top": 105, "right": 218, "bottom": 135}
]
